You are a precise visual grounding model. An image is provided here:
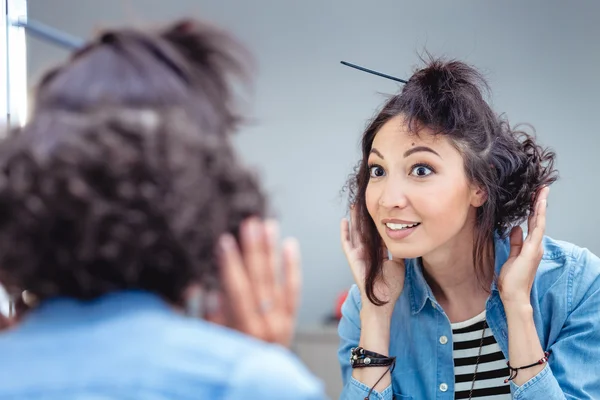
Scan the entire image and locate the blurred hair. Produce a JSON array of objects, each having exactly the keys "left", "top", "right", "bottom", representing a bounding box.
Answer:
[{"left": 0, "top": 19, "right": 266, "bottom": 305}]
